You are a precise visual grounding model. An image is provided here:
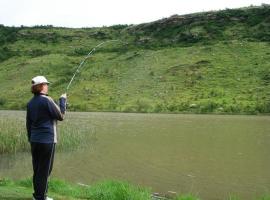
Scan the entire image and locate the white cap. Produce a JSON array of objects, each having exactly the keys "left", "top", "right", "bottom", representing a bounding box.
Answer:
[{"left": 31, "top": 76, "right": 50, "bottom": 86}]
